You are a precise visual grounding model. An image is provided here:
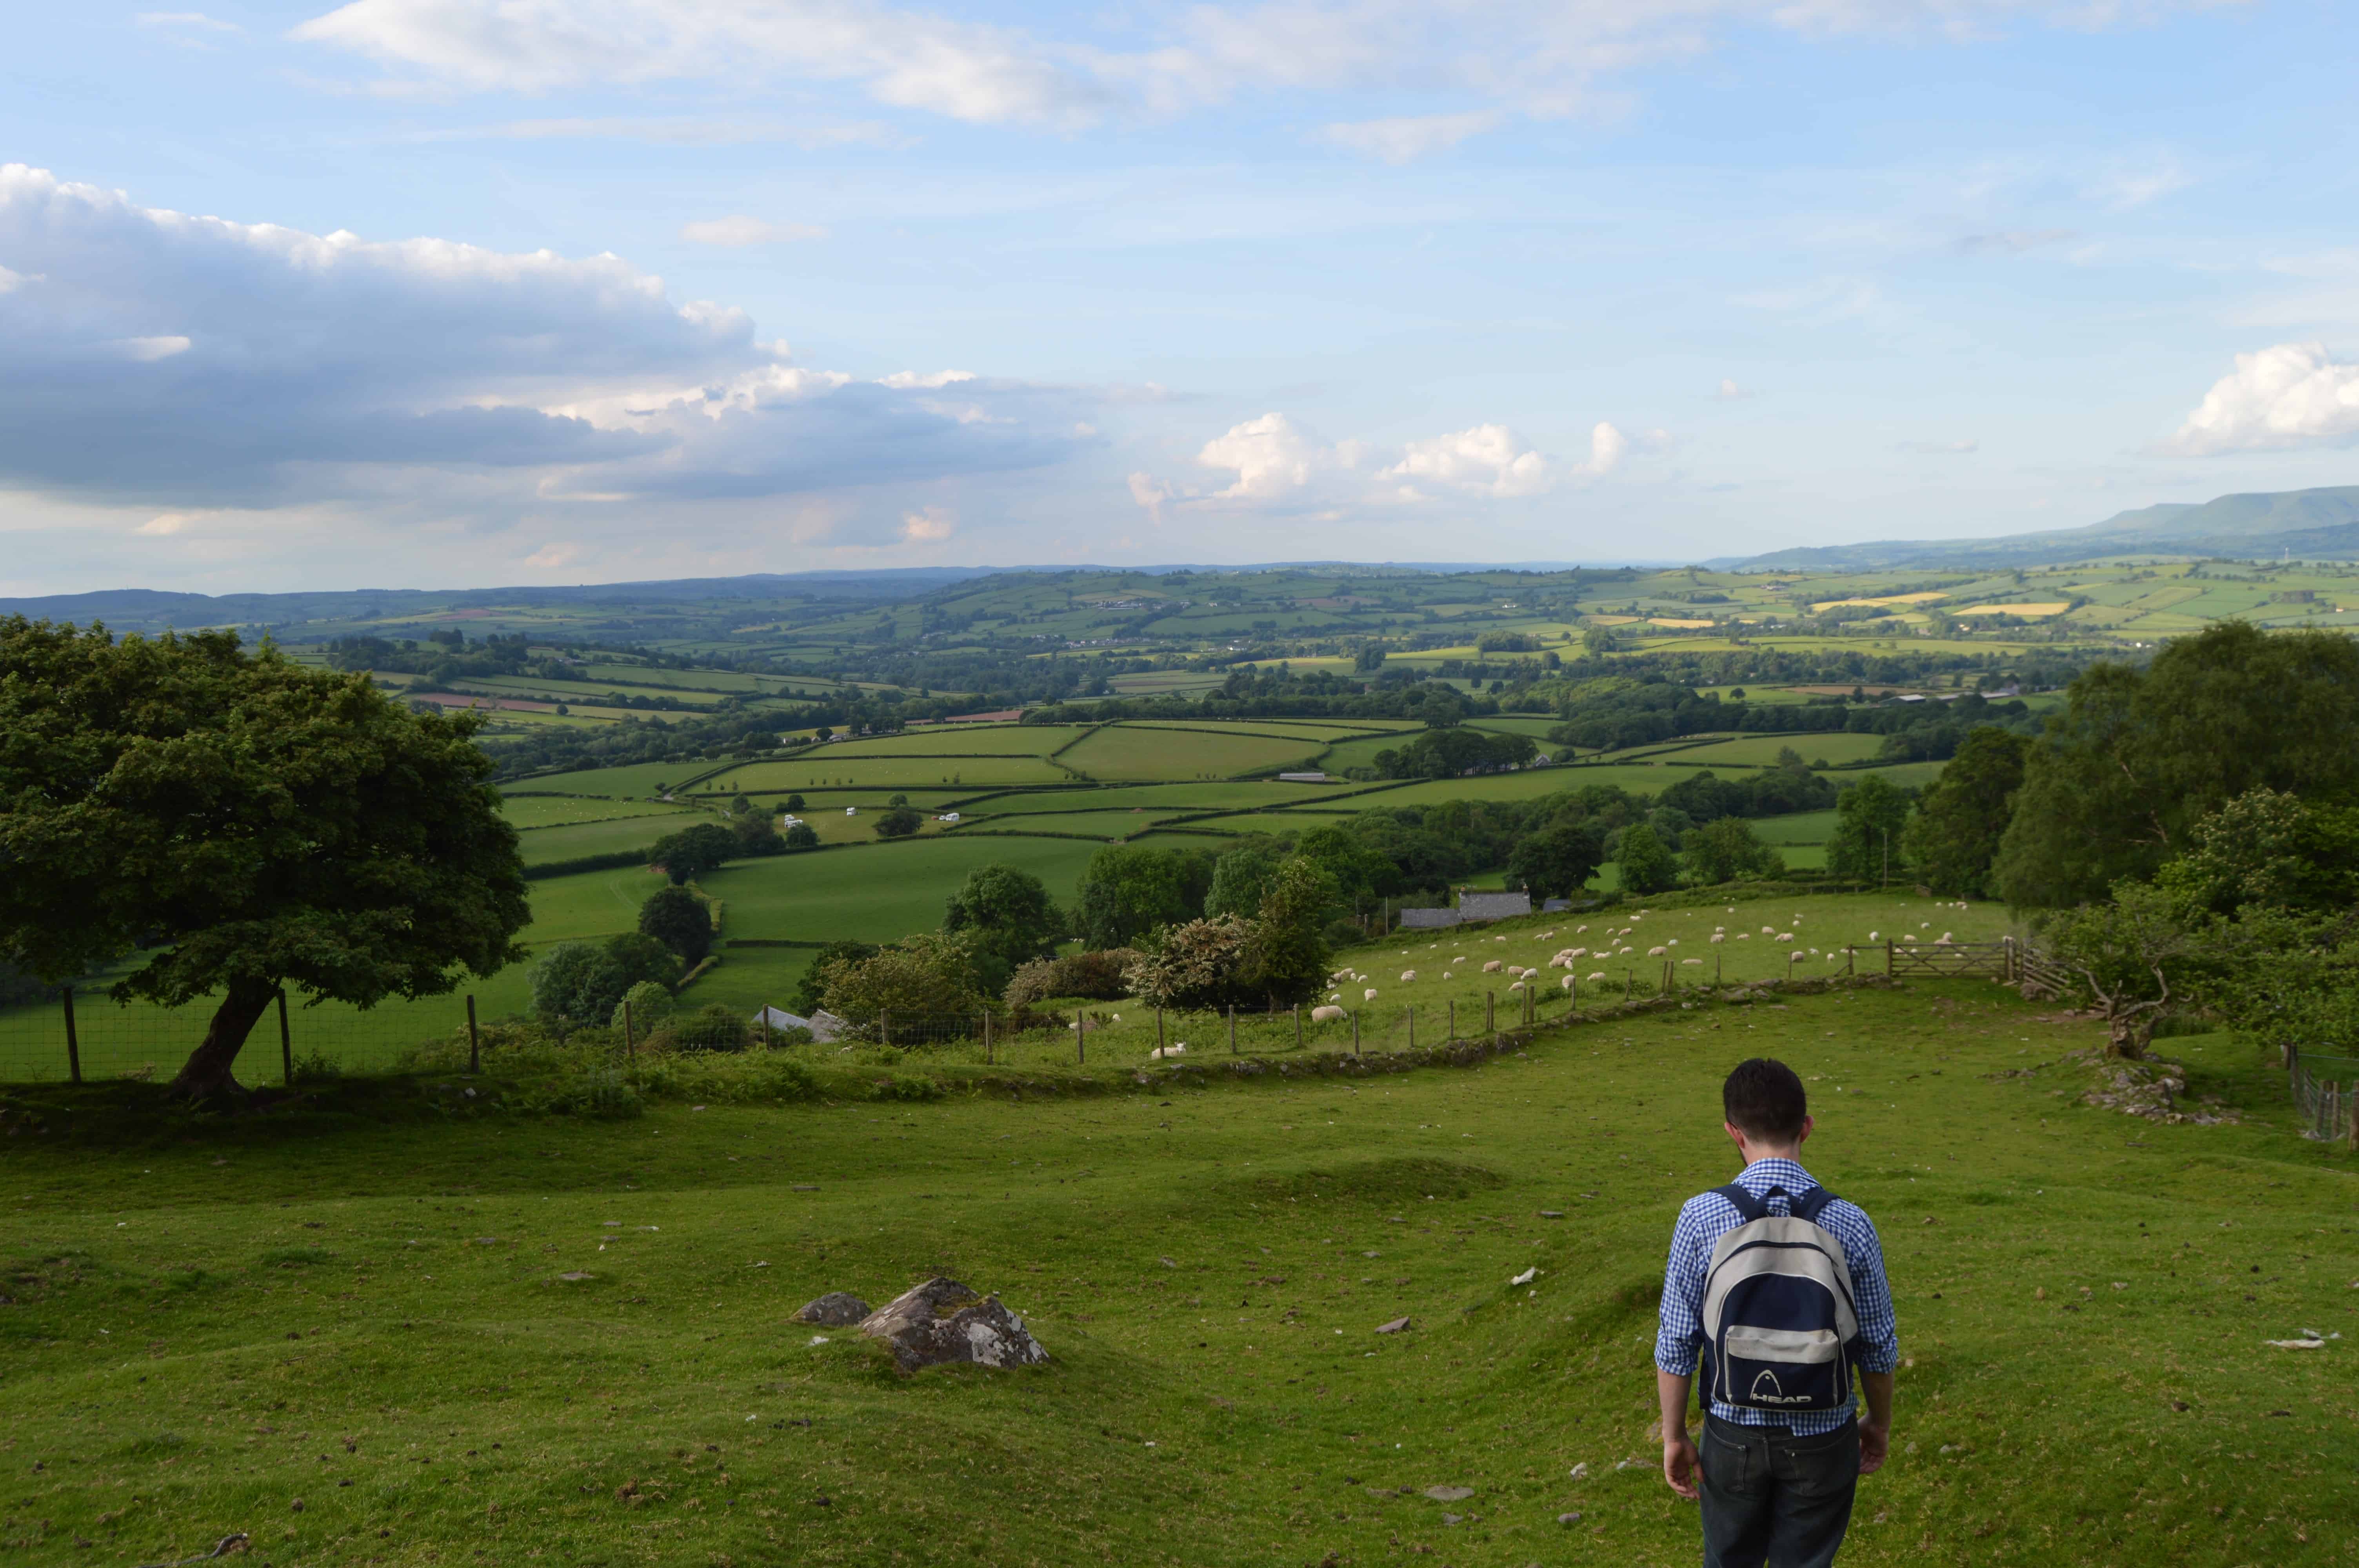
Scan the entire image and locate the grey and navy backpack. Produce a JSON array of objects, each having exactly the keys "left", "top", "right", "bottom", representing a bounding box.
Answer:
[{"left": 1699, "top": 1184, "right": 1862, "bottom": 1414}]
